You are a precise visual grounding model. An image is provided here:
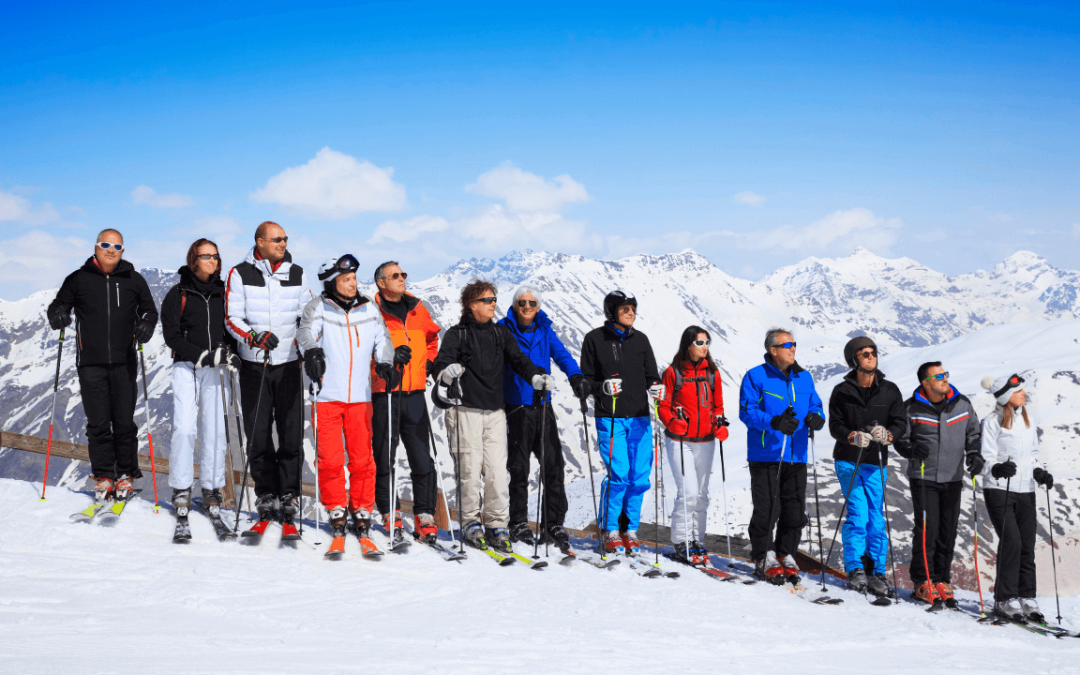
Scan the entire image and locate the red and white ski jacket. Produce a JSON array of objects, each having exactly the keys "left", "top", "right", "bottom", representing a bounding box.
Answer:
[{"left": 658, "top": 359, "right": 727, "bottom": 442}]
